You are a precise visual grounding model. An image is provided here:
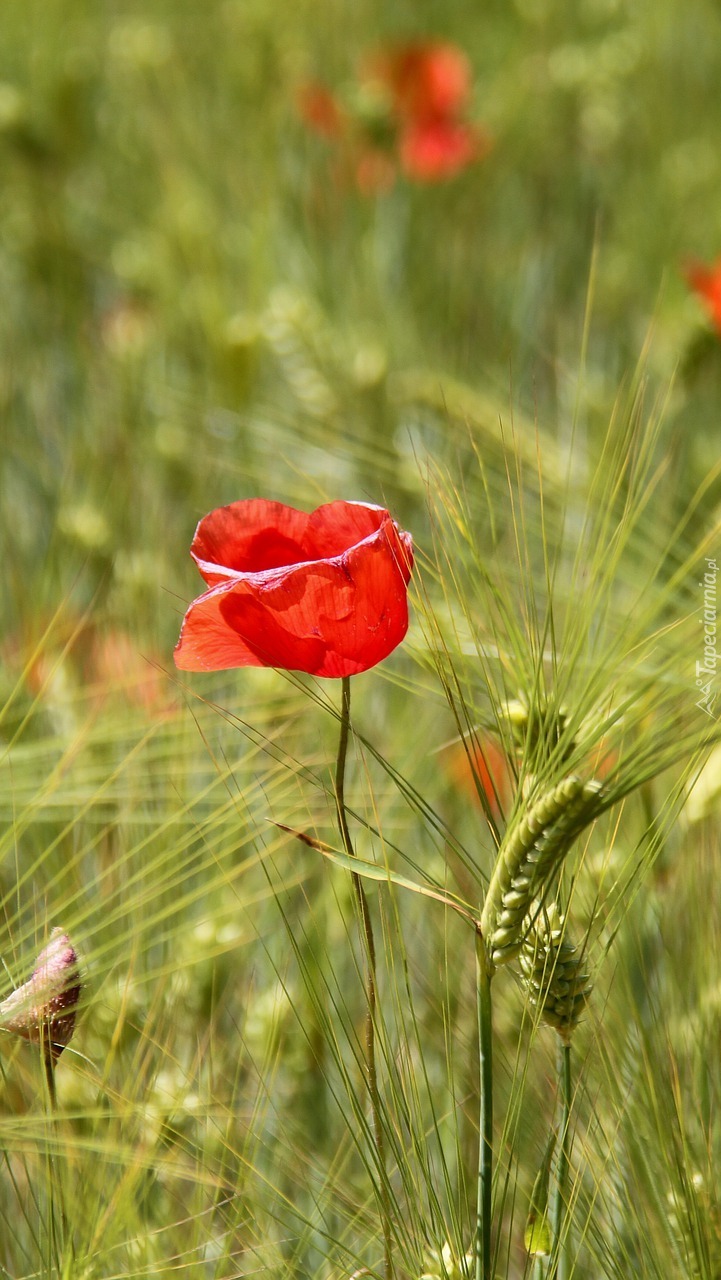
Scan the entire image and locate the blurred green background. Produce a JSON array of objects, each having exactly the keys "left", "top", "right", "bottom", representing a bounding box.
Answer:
[{"left": 3, "top": 0, "right": 721, "bottom": 657}]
